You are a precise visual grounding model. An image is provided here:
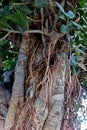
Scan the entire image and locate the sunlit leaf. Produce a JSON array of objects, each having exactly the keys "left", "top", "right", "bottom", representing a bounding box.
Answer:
[
  {"left": 73, "top": 45, "right": 85, "bottom": 54},
  {"left": 56, "top": 2, "right": 66, "bottom": 15},
  {"left": 56, "top": 2, "right": 75, "bottom": 19},
  {"left": 3, "top": 58, "right": 16, "bottom": 71},
  {"left": 77, "top": 62, "right": 86, "bottom": 71},
  {"left": 60, "top": 24, "right": 70, "bottom": 33},
  {"left": 76, "top": 102, "right": 84, "bottom": 112},
  {"left": 71, "top": 21, "right": 83, "bottom": 30},
  {"left": 81, "top": 16, "right": 87, "bottom": 25},
  {"left": 66, "top": 10, "right": 75, "bottom": 19}
]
